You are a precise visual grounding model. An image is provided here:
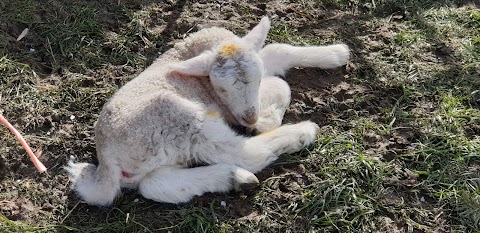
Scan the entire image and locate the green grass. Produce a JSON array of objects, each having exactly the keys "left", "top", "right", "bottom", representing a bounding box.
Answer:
[{"left": 1, "top": 0, "right": 480, "bottom": 232}]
